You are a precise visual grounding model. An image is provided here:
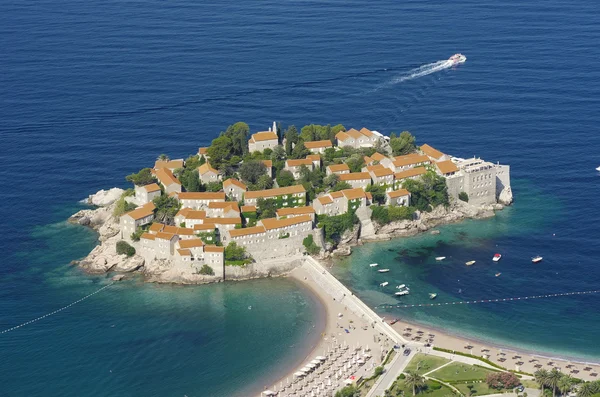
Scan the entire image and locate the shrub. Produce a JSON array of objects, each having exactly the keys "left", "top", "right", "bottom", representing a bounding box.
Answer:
[
  {"left": 116, "top": 241, "right": 135, "bottom": 257},
  {"left": 130, "top": 228, "right": 144, "bottom": 242},
  {"left": 303, "top": 235, "right": 320, "bottom": 255},
  {"left": 371, "top": 205, "right": 415, "bottom": 225},
  {"left": 398, "top": 373, "right": 406, "bottom": 380},
  {"left": 430, "top": 381, "right": 442, "bottom": 390},
  {"left": 198, "top": 264, "right": 215, "bottom": 275},
  {"left": 459, "top": 191, "right": 469, "bottom": 202},
  {"left": 278, "top": 233, "right": 290, "bottom": 239},
  {"left": 374, "top": 366, "right": 384, "bottom": 376},
  {"left": 486, "top": 372, "right": 520, "bottom": 389}
]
